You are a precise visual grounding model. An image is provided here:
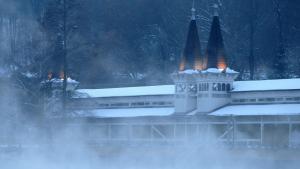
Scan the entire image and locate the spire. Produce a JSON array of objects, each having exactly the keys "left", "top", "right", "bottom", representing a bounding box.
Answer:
[
  {"left": 179, "top": 3, "right": 203, "bottom": 71},
  {"left": 203, "top": 4, "right": 227, "bottom": 70},
  {"left": 213, "top": 3, "right": 219, "bottom": 16},
  {"left": 191, "top": 0, "right": 196, "bottom": 20}
]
